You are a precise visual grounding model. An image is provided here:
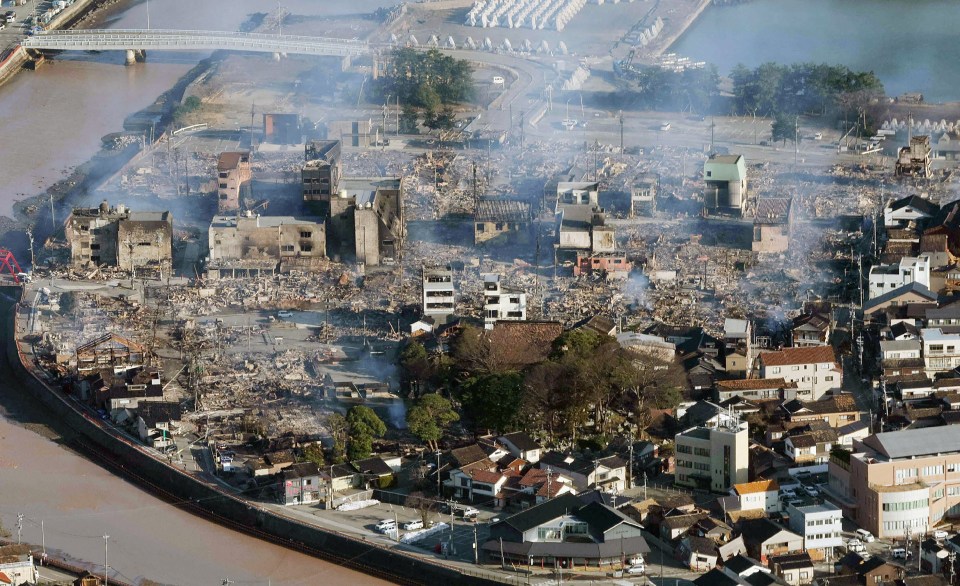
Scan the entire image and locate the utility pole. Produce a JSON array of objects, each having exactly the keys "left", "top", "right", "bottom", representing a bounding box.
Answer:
[
  {"left": 41, "top": 520, "right": 45, "bottom": 558},
  {"left": 435, "top": 449, "right": 442, "bottom": 495},
  {"left": 795, "top": 116, "right": 799, "bottom": 166},
  {"left": 627, "top": 431, "right": 634, "bottom": 489},
  {"left": 103, "top": 534, "right": 110, "bottom": 586},
  {"left": 16, "top": 514, "right": 22, "bottom": 544},
  {"left": 26, "top": 229, "right": 34, "bottom": 271},
  {"left": 619, "top": 110, "right": 624, "bottom": 160},
  {"left": 473, "top": 525, "right": 479, "bottom": 564},
  {"left": 48, "top": 192, "right": 56, "bottom": 231}
]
